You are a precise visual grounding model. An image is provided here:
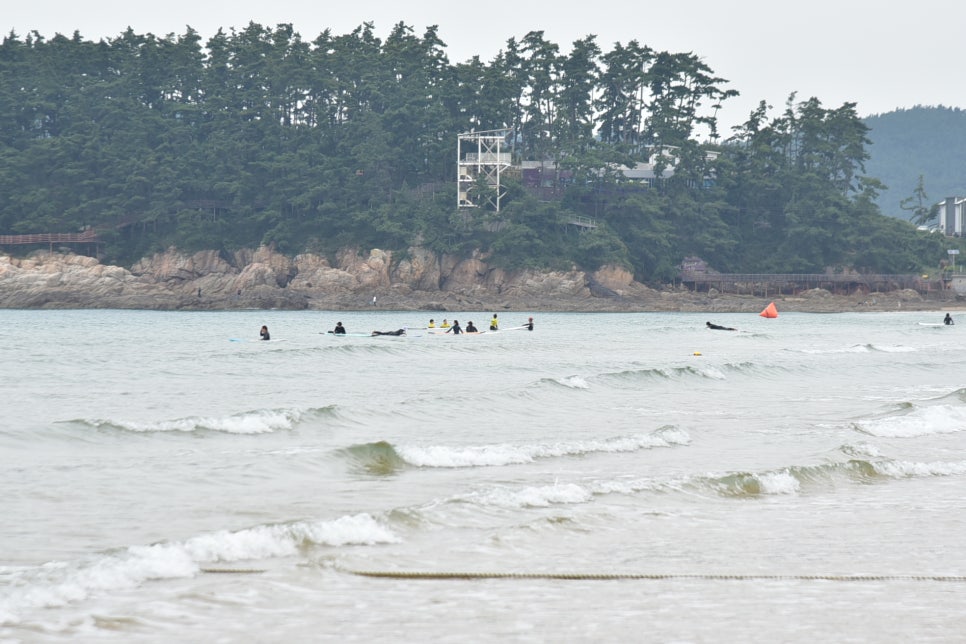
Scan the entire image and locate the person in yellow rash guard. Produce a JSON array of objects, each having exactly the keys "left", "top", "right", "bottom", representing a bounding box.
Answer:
[{"left": 489, "top": 314, "right": 499, "bottom": 331}]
